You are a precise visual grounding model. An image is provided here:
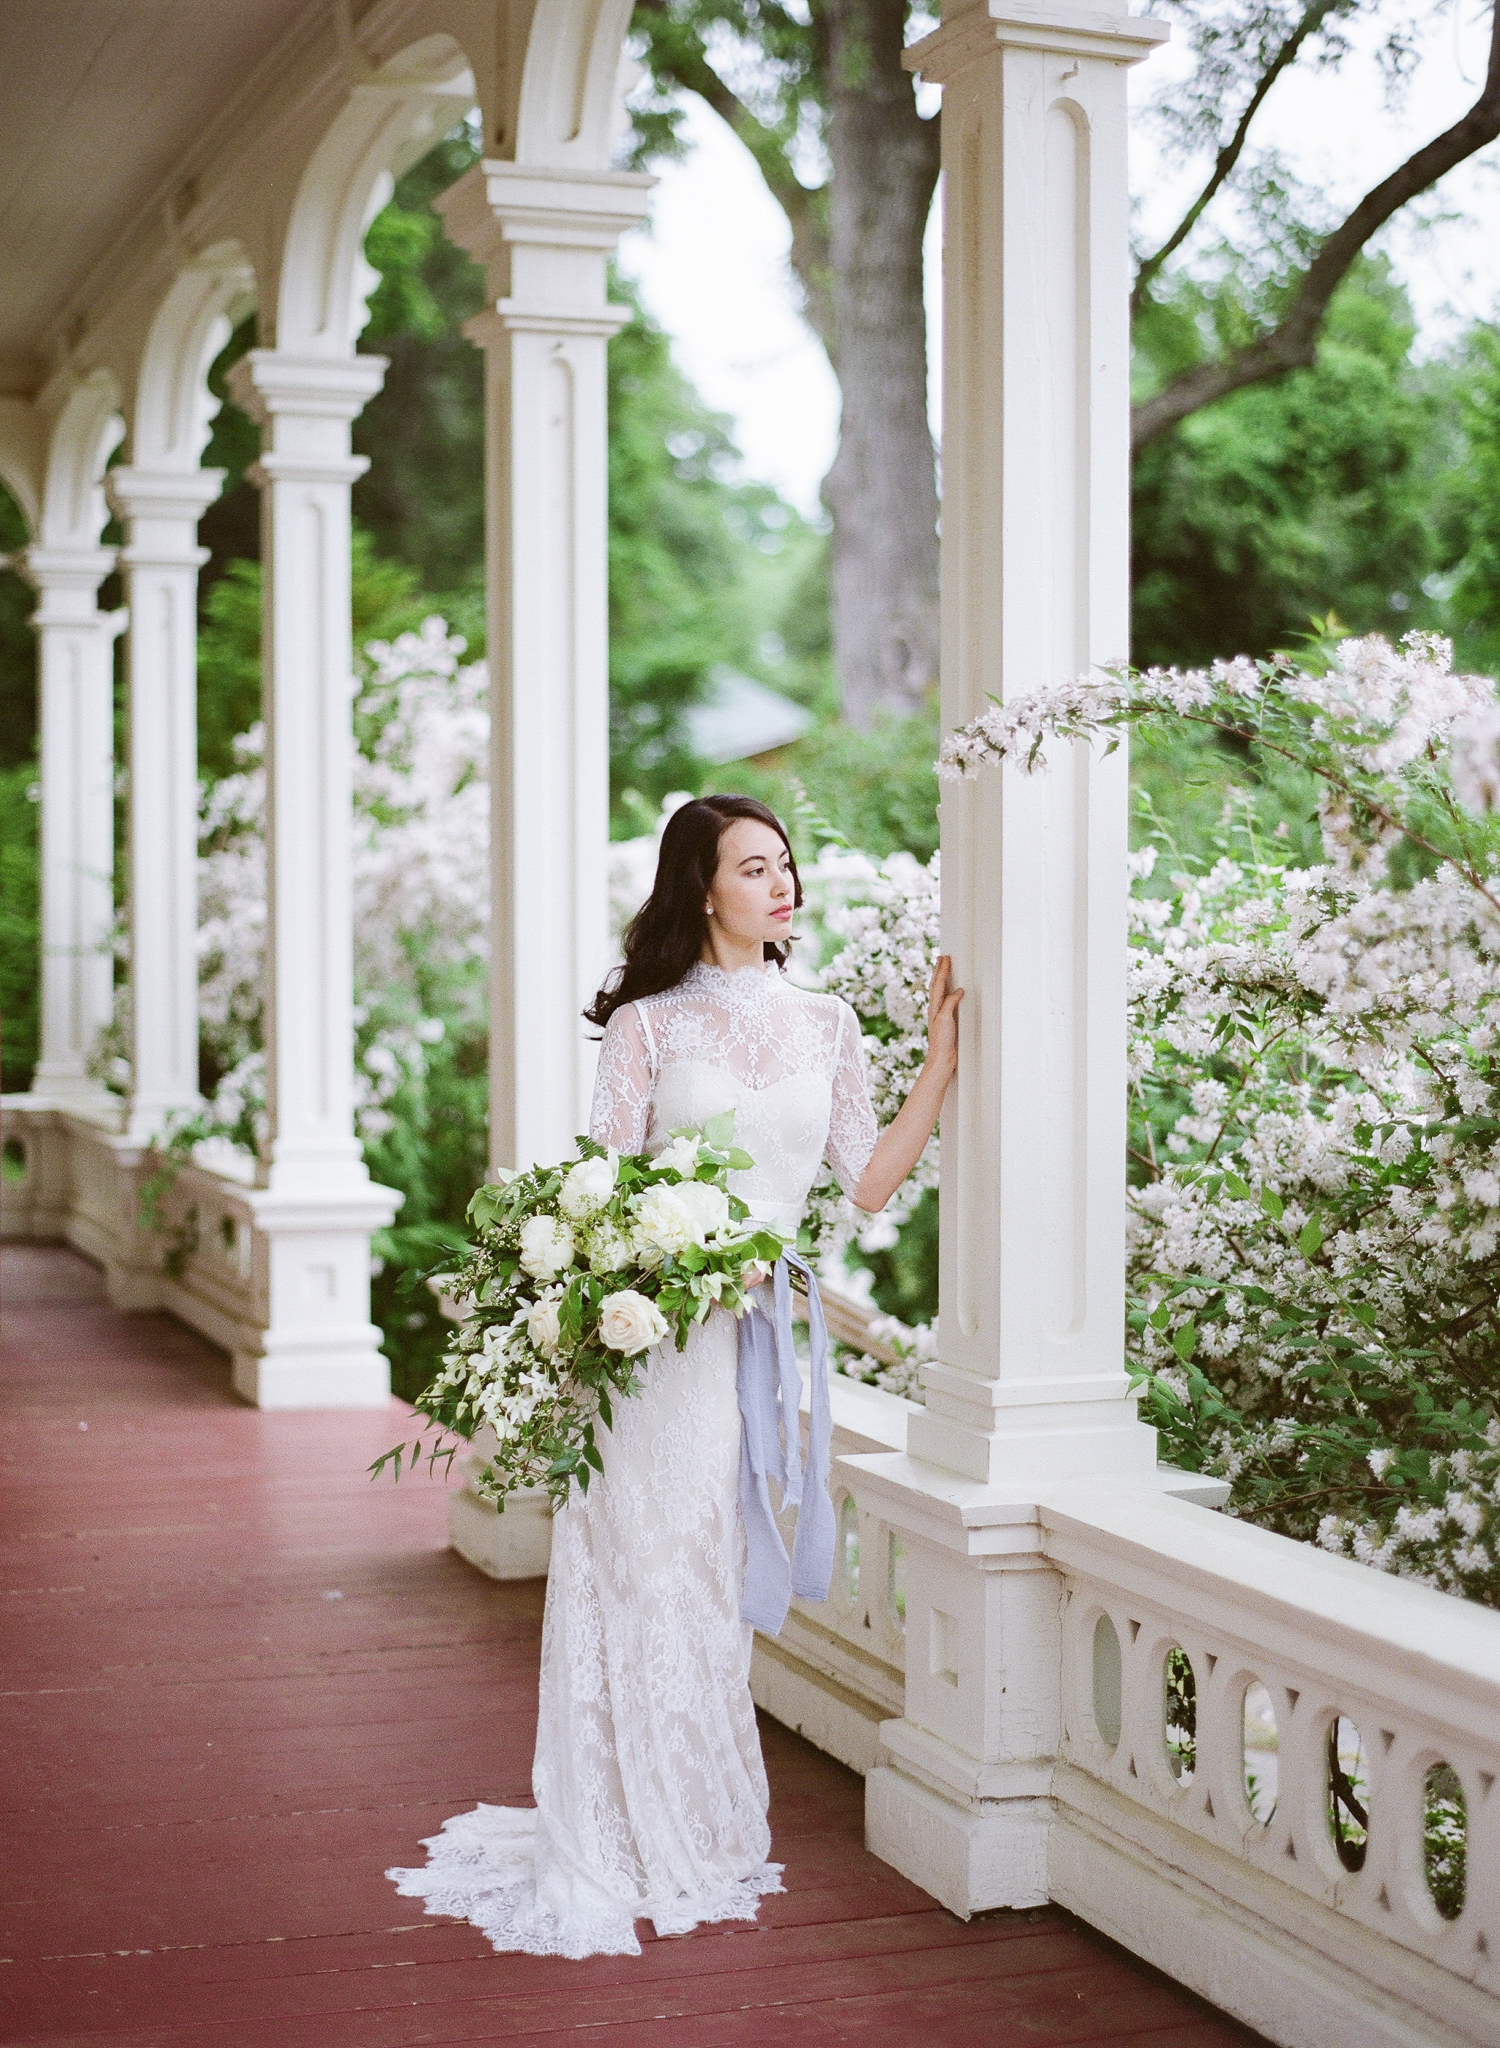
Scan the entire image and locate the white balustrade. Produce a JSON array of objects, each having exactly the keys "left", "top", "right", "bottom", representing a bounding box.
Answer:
[{"left": 1043, "top": 1483, "right": 1500, "bottom": 2048}]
